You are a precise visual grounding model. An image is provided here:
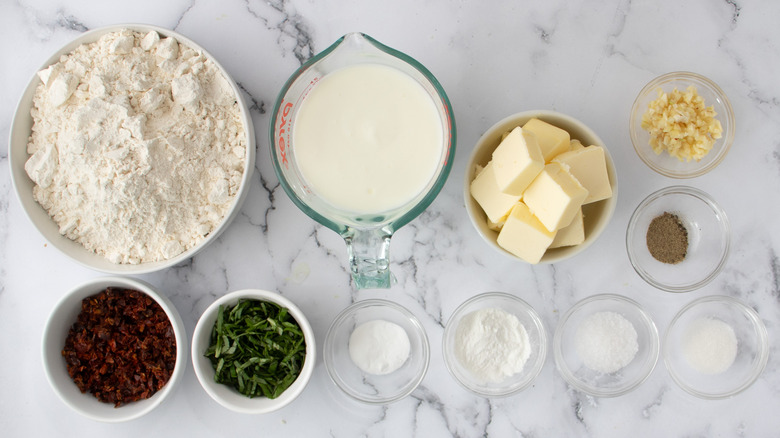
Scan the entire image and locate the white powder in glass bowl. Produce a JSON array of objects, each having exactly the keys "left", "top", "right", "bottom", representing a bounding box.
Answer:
[
  {"left": 682, "top": 317, "right": 738, "bottom": 375},
  {"left": 454, "top": 308, "right": 531, "bottom": 383},
  {"left": 575, "top": 311, "right": 639, "bottom": 374},
  {"left": 348, "top": 320, "right": 411, "bottom": 375},
  {"left": 24, "top": 29, "right": 246, "bottom": 264}
]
